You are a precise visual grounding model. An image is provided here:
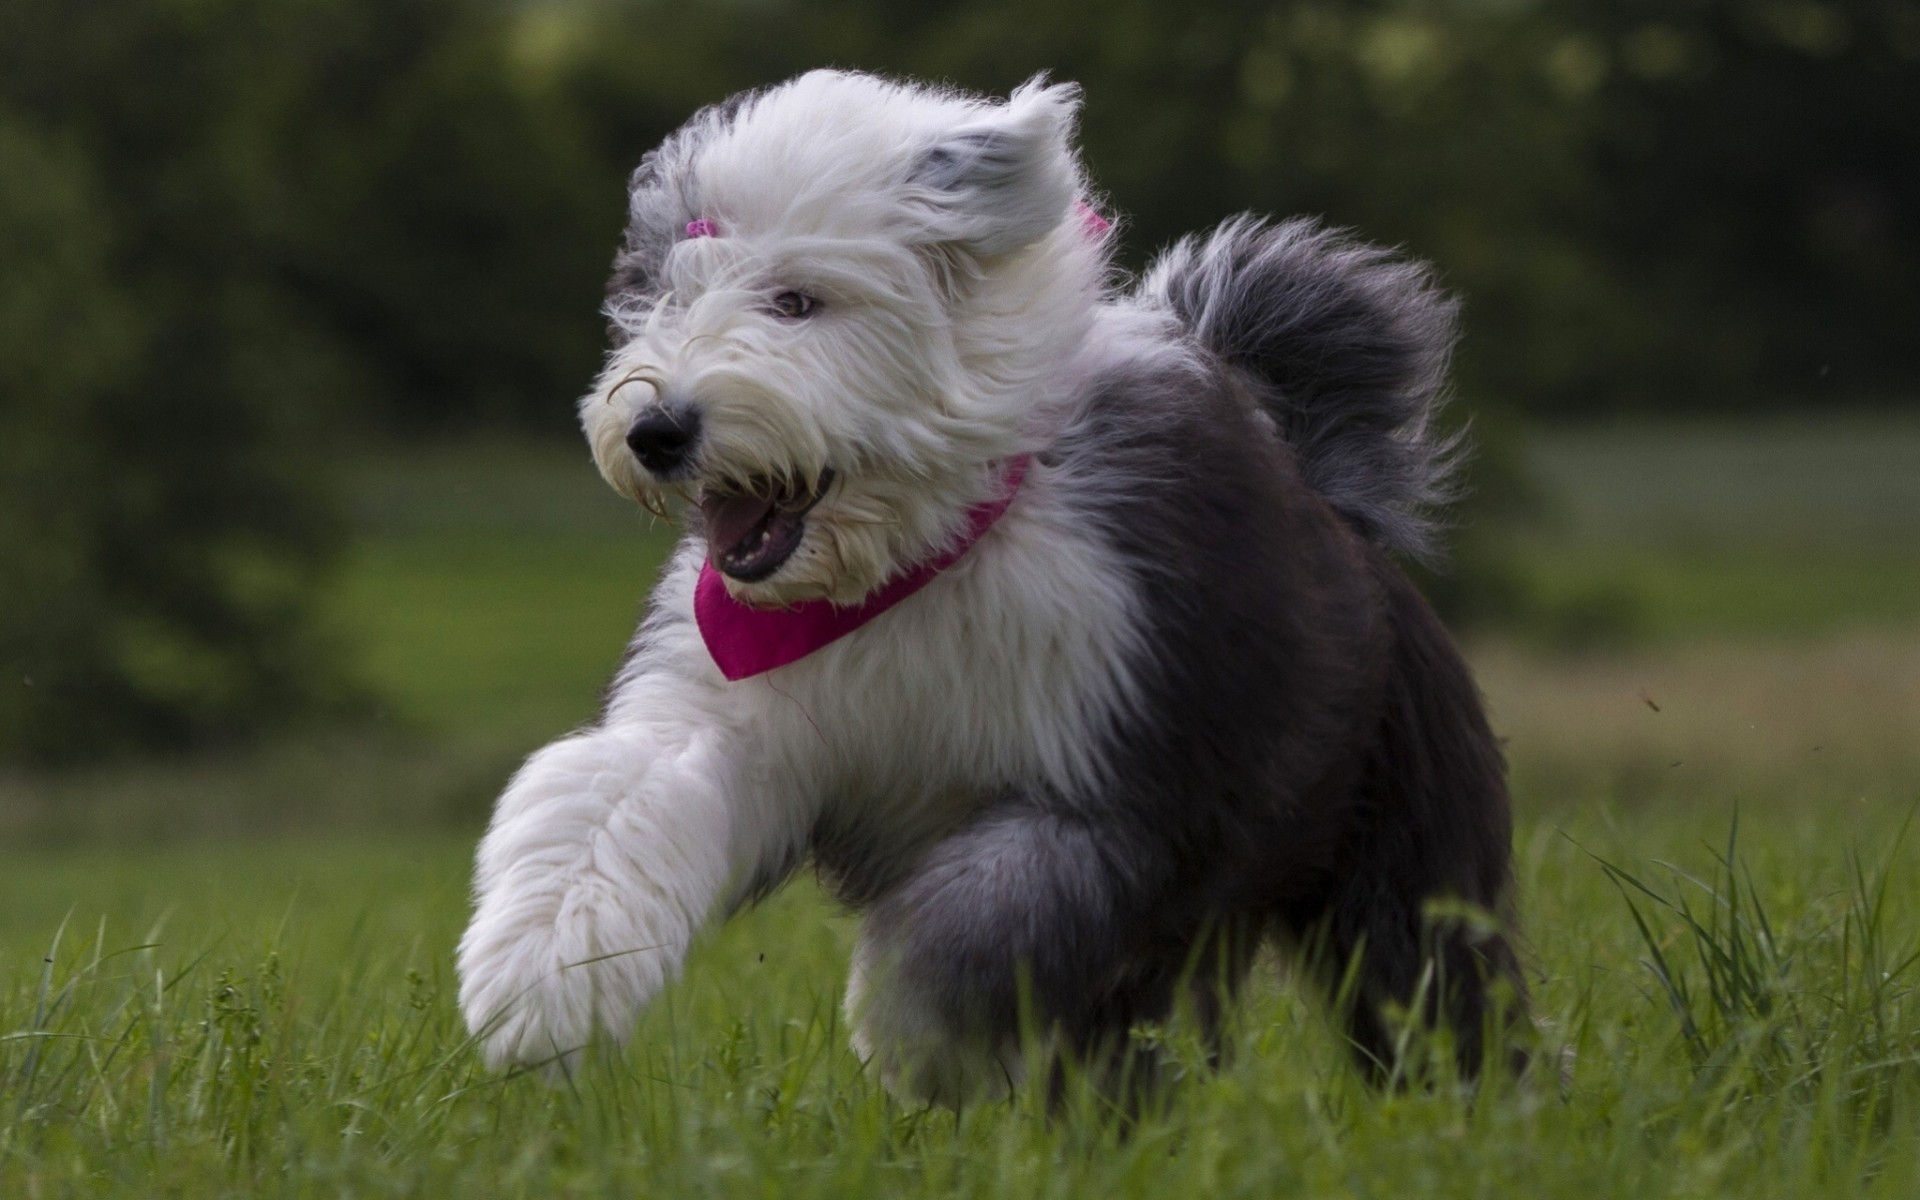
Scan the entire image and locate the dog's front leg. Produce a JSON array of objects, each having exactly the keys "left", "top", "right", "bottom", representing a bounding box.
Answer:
[{"left": 455, "top": 710, "right": 784, "bottom": 1075}]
